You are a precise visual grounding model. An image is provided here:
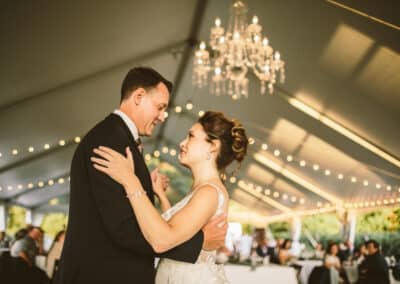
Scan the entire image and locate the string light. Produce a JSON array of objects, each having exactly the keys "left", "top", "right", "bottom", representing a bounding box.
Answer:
[
  {"left": 175, "top": 106, "right": 182, "bottom": 113},
  {"left": 59, "top": 140, "right": 66, "bottom": 146},
  {"left": 185, "top": 102, "right": 193, "bottom": 110}
]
